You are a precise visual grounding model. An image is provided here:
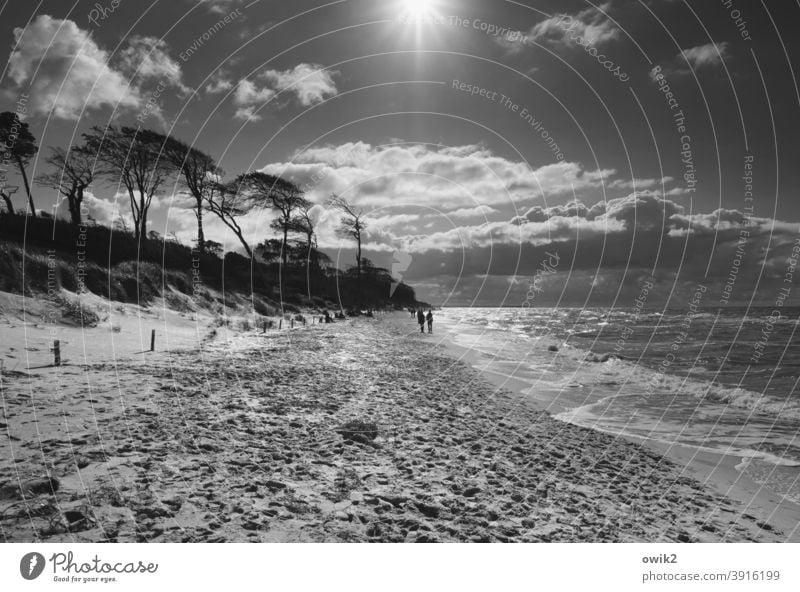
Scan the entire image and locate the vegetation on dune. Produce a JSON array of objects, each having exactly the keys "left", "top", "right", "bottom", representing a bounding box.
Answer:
[{"left": 0, "top": 113, "right": 424, "bottom": 312}]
